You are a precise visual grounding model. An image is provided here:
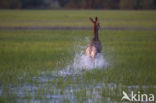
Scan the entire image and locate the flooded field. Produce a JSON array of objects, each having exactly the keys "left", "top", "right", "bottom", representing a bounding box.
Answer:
[
  {"left": 1, "top": 69, "right": 156, "bottom": 103},
  {"left": 0, "top": 10, "right": 156, "bottom": 103},
  {"left": 1, "top": 43, "right": 156, "bottom": 103}
]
